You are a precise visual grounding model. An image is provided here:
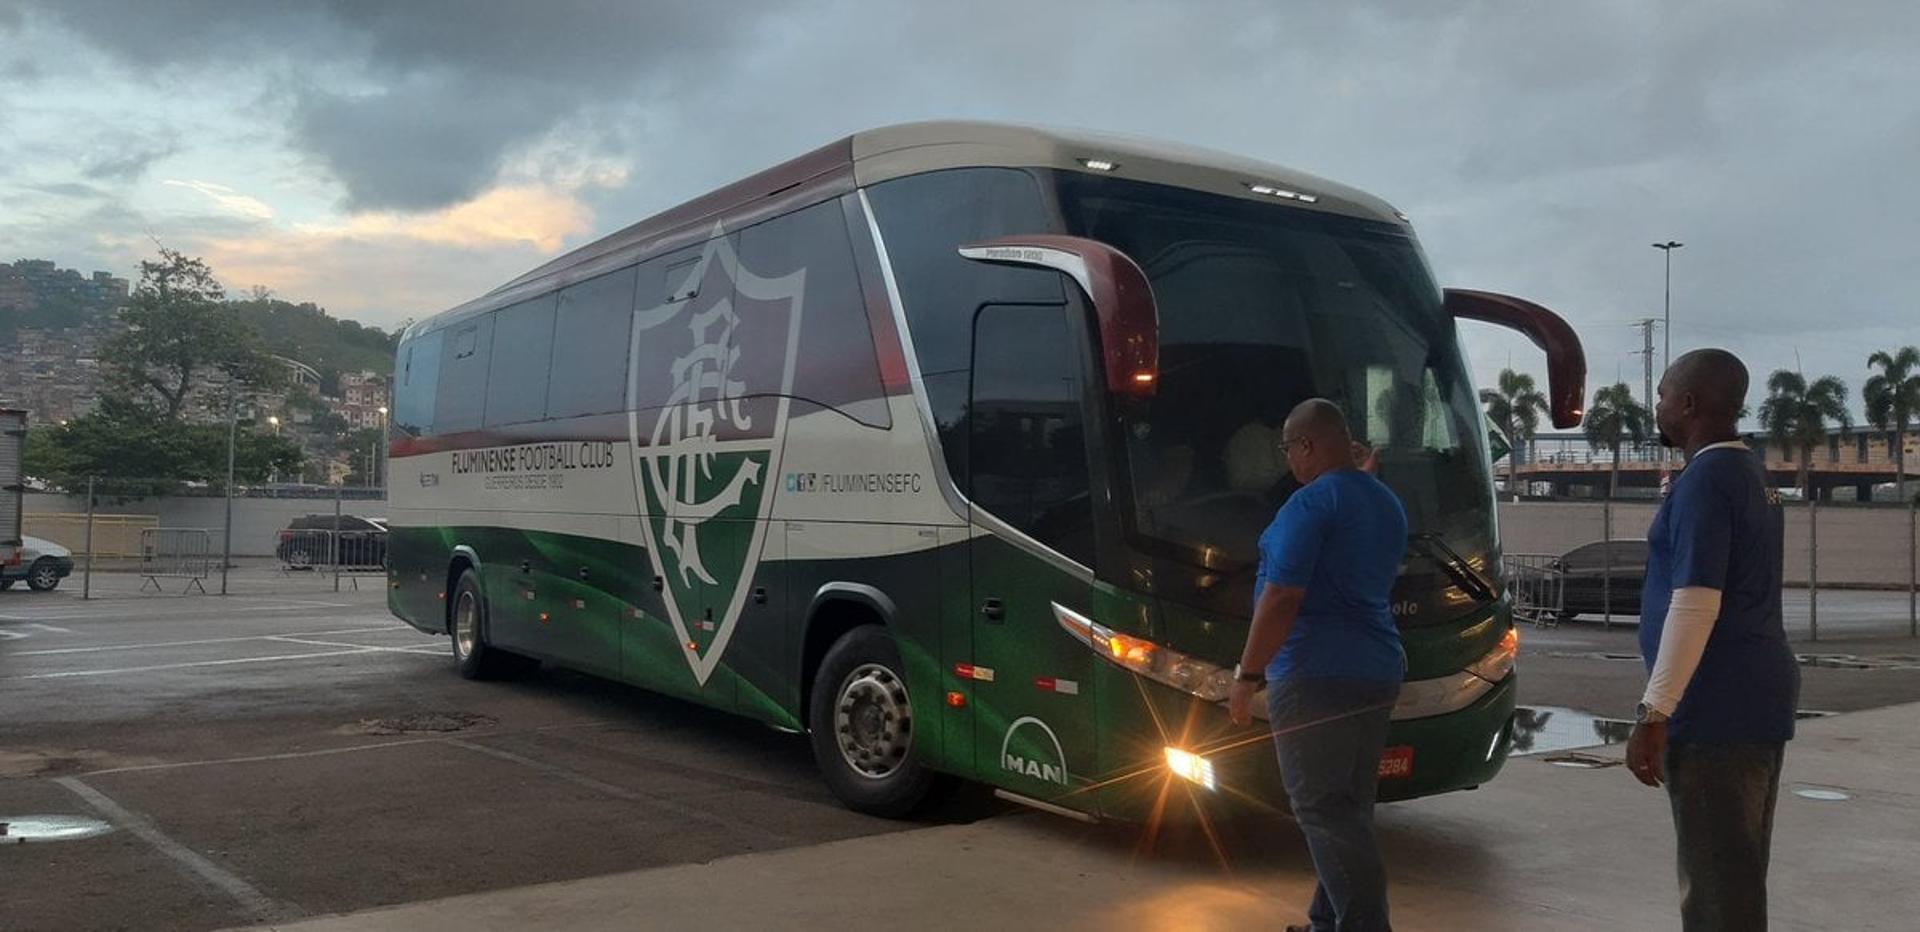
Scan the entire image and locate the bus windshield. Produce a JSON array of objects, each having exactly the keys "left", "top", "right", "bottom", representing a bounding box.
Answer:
[{"left": 1055, "top": 174, "right": 1496, "bottom": 606}]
